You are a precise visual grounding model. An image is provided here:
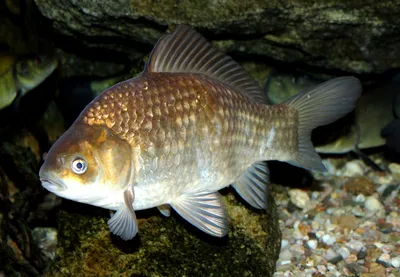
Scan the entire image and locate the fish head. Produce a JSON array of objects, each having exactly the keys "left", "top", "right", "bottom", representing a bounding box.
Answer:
[
  {"left": 15, "top": 52, "right": 58, "bottom": 92},
  {"left": 39, "top": 122, "right": 133, "bottom": 206}
]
